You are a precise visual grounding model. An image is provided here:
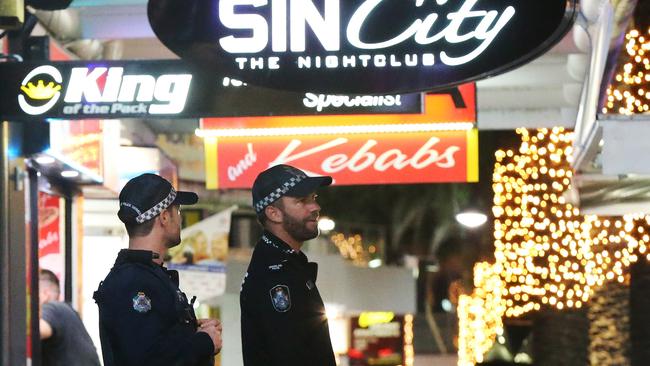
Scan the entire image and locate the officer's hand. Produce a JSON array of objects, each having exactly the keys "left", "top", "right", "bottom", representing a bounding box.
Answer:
[
  {"left": 197, "top": 318, "right": 221, "bottom": 331},
  {"left": 197, "top": 321, "right": 222, "bottom": 354}
]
